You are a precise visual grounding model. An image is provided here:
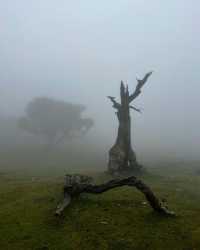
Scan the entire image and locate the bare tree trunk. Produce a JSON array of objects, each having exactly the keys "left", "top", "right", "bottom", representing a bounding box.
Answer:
[
  {"left": 108, "top": 83, "right": 139, "bottom": 174},
  {"left": 108, "top": 72, "right": 152, "bottom": 175}
]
